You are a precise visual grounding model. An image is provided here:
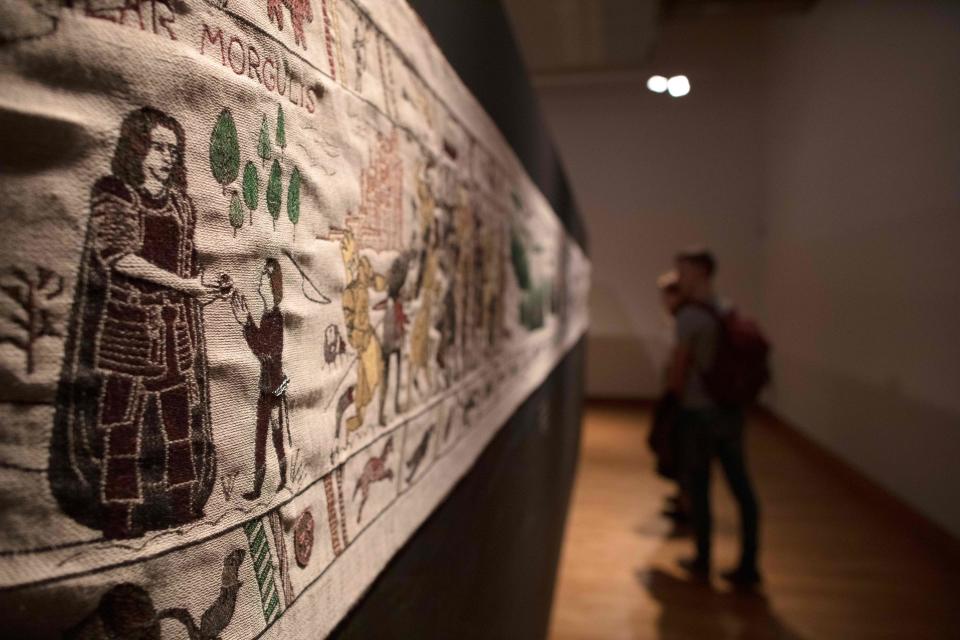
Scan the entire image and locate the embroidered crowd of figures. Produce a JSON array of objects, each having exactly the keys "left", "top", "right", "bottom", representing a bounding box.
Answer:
[{"left": 46, "top": 103, "right": 534, "bottom": 541}]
